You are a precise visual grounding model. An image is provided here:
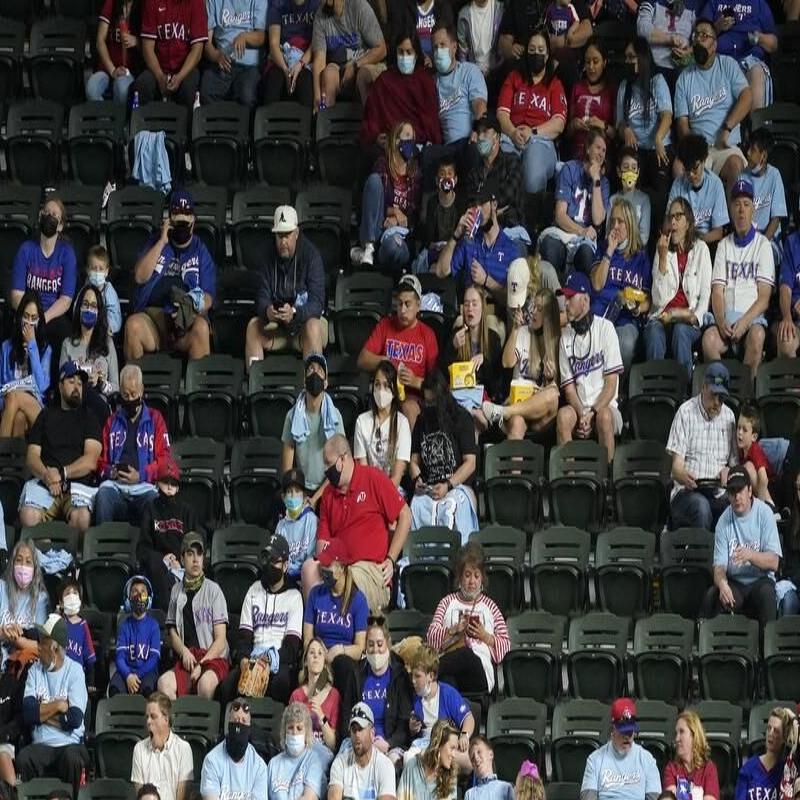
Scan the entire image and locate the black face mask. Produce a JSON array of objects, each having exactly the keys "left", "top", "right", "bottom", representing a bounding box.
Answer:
[
  {"left": 572, "top": 311, "right": 593, "bottom": 335},
  {"left": 225, "top": 723, "right": 250, "bottom": 762},
  {"left": 121, "top": 397, "right": 142, "bottom": 419},
  {"left": 130, "top": 598, "right": 148, "bottom": 615},
  {"left": 260, "top": 563, "right": 283, "bottom": 588},
  {"left": 325, "top": 459, "right": 342, "bottom": 488},
  {"left": 158, "top": 485, "right": 179, "bottom": 504},
  {"left": 624, "top": 62, "right": 637, "bottom": 81},
  {"left": 692, "top": 43, "right": 709, "bottom": 65},
  {"left": 40, "top": 214, "right": 59, "bottom": 238},
  {"left": 305, "top": 373, "right": 324, "bottom": 397},
  {"left": 169, "top": 221, "right": 193, "bottom": 247},
  {"left": 527, "top": 53, "right": 547, "bottom": 76}
]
